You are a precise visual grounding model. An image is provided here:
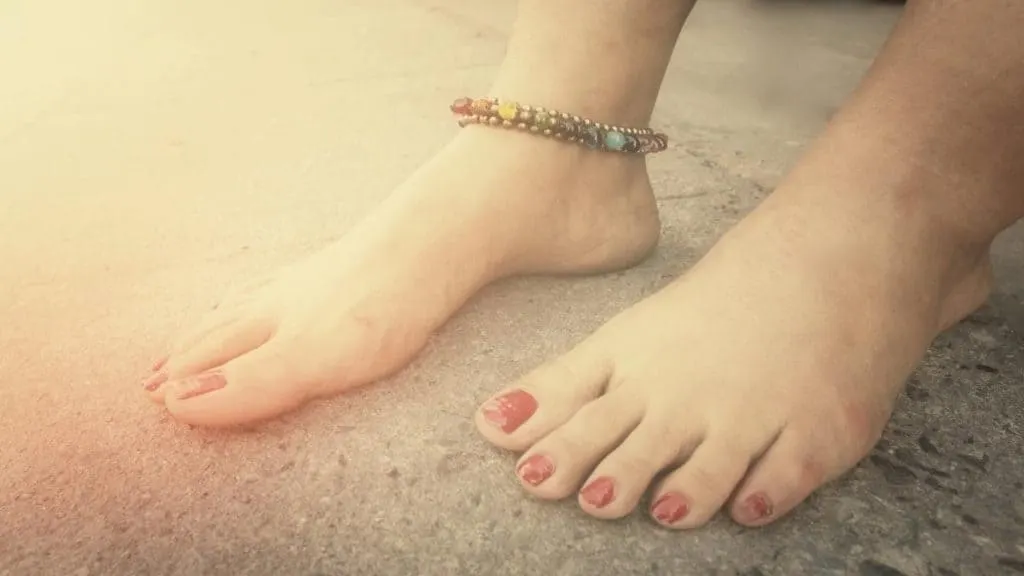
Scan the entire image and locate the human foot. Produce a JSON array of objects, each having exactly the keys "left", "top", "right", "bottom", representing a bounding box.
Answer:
[
  {"left": 475, "top": 176, "right": 993, "bottom": 529},
  {"left": 143, "top": 127, "right": 661, "bottom": 426}
]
